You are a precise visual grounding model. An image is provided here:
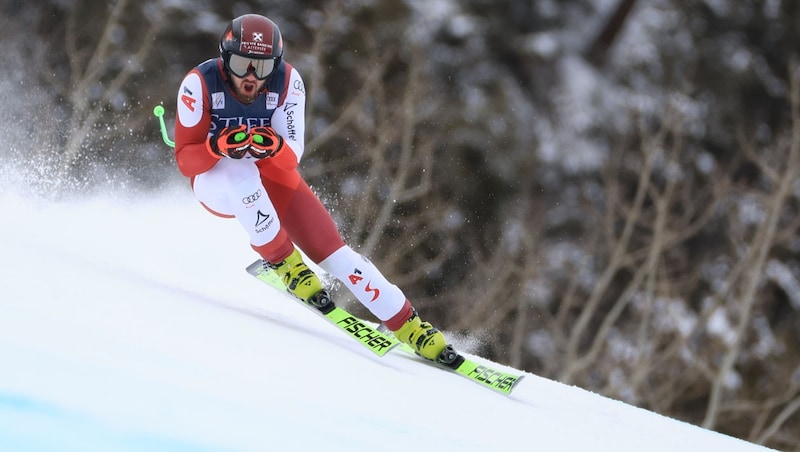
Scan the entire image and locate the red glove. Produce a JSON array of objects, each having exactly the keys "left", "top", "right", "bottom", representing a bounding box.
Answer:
[
  {"left": 206, "top": 124, "right": 251, "bottom": 159},
  {"left": 248, "top": 126, "right": 285, "bottom": 159}
]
